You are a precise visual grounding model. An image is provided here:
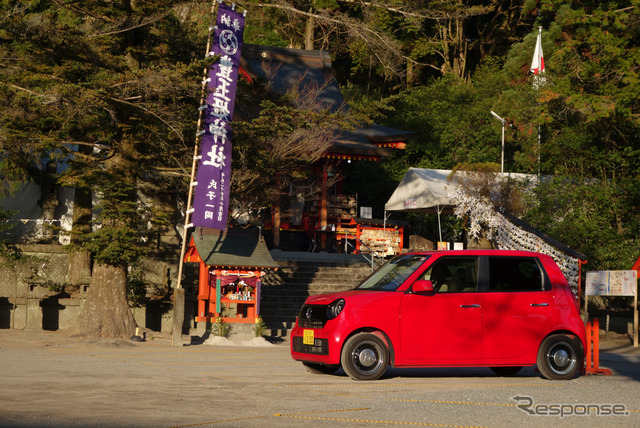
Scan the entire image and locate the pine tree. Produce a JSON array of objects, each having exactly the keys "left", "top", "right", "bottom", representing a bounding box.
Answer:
[{"left": 0, "top": 0, "right": 204, "bottom": 337}]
